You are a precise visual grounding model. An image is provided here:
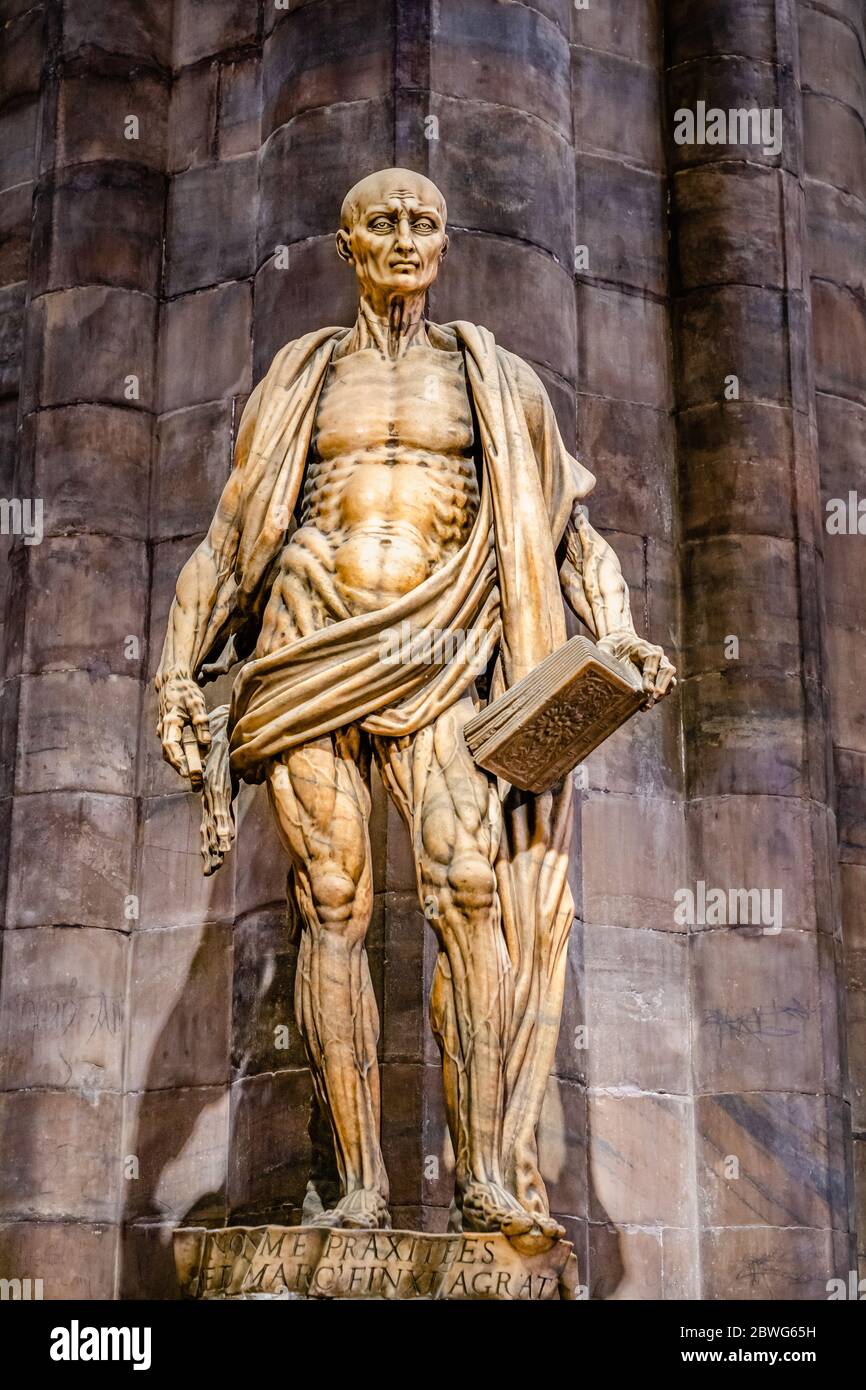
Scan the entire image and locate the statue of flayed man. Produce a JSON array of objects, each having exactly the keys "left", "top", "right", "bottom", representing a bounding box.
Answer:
[{"left": 156, "top": 169, "right": 675, "bottom": 1240}]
